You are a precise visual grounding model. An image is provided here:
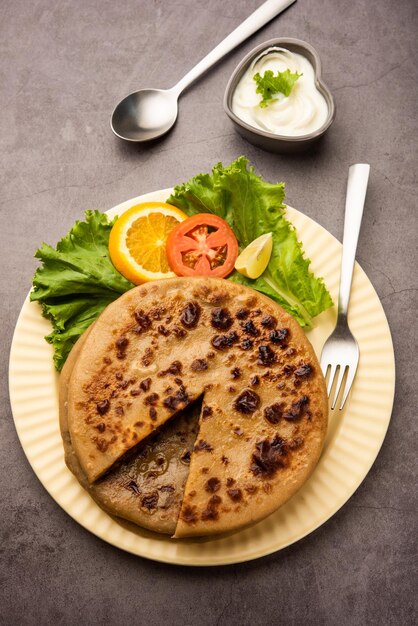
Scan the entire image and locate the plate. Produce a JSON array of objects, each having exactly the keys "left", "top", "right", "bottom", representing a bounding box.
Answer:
[{"left": 9, "top": 189, "right": 395, "bottom": 566}]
